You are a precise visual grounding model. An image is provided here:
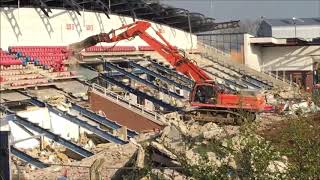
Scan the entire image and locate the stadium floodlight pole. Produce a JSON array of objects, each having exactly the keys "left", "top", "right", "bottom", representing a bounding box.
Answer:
[
  {"left": 187, "top": 11, "right": 193, "bottom": 52},
  {"left": 292, "top": 17, "right": 297, "bottom": 39},
  {"left": 292, "top": 17, "right": 304, "bottom": 40},
  {"left": 18, "top": 0, "right": 20, "bottom": 19}
]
